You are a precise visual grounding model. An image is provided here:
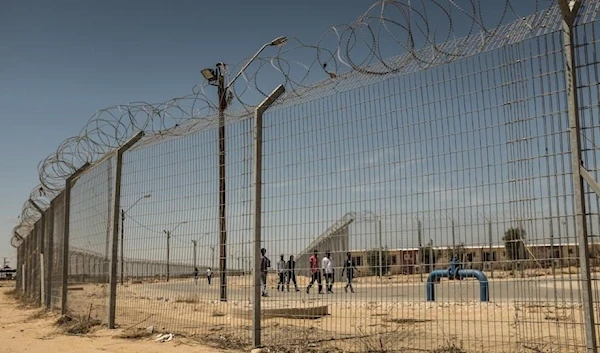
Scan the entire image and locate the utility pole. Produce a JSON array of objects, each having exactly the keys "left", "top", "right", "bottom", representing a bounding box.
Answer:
[
  {"left": 120, "top": 194, "right": 151, "bottom": 285},
  {"left": 200, "top": 36, "right": 288, "bottom": 304},
  {"left": 163, "top": 221, "right": 187, "bottom": 283},
  {"left": 165, "top": 230, "right": 171, "bottom": 282},
  {"left": 216, "top": 67, "right": 228, "bottom": 302},
  {"left": 191, "top": 240, "right": 197, "bottom": 269}
]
